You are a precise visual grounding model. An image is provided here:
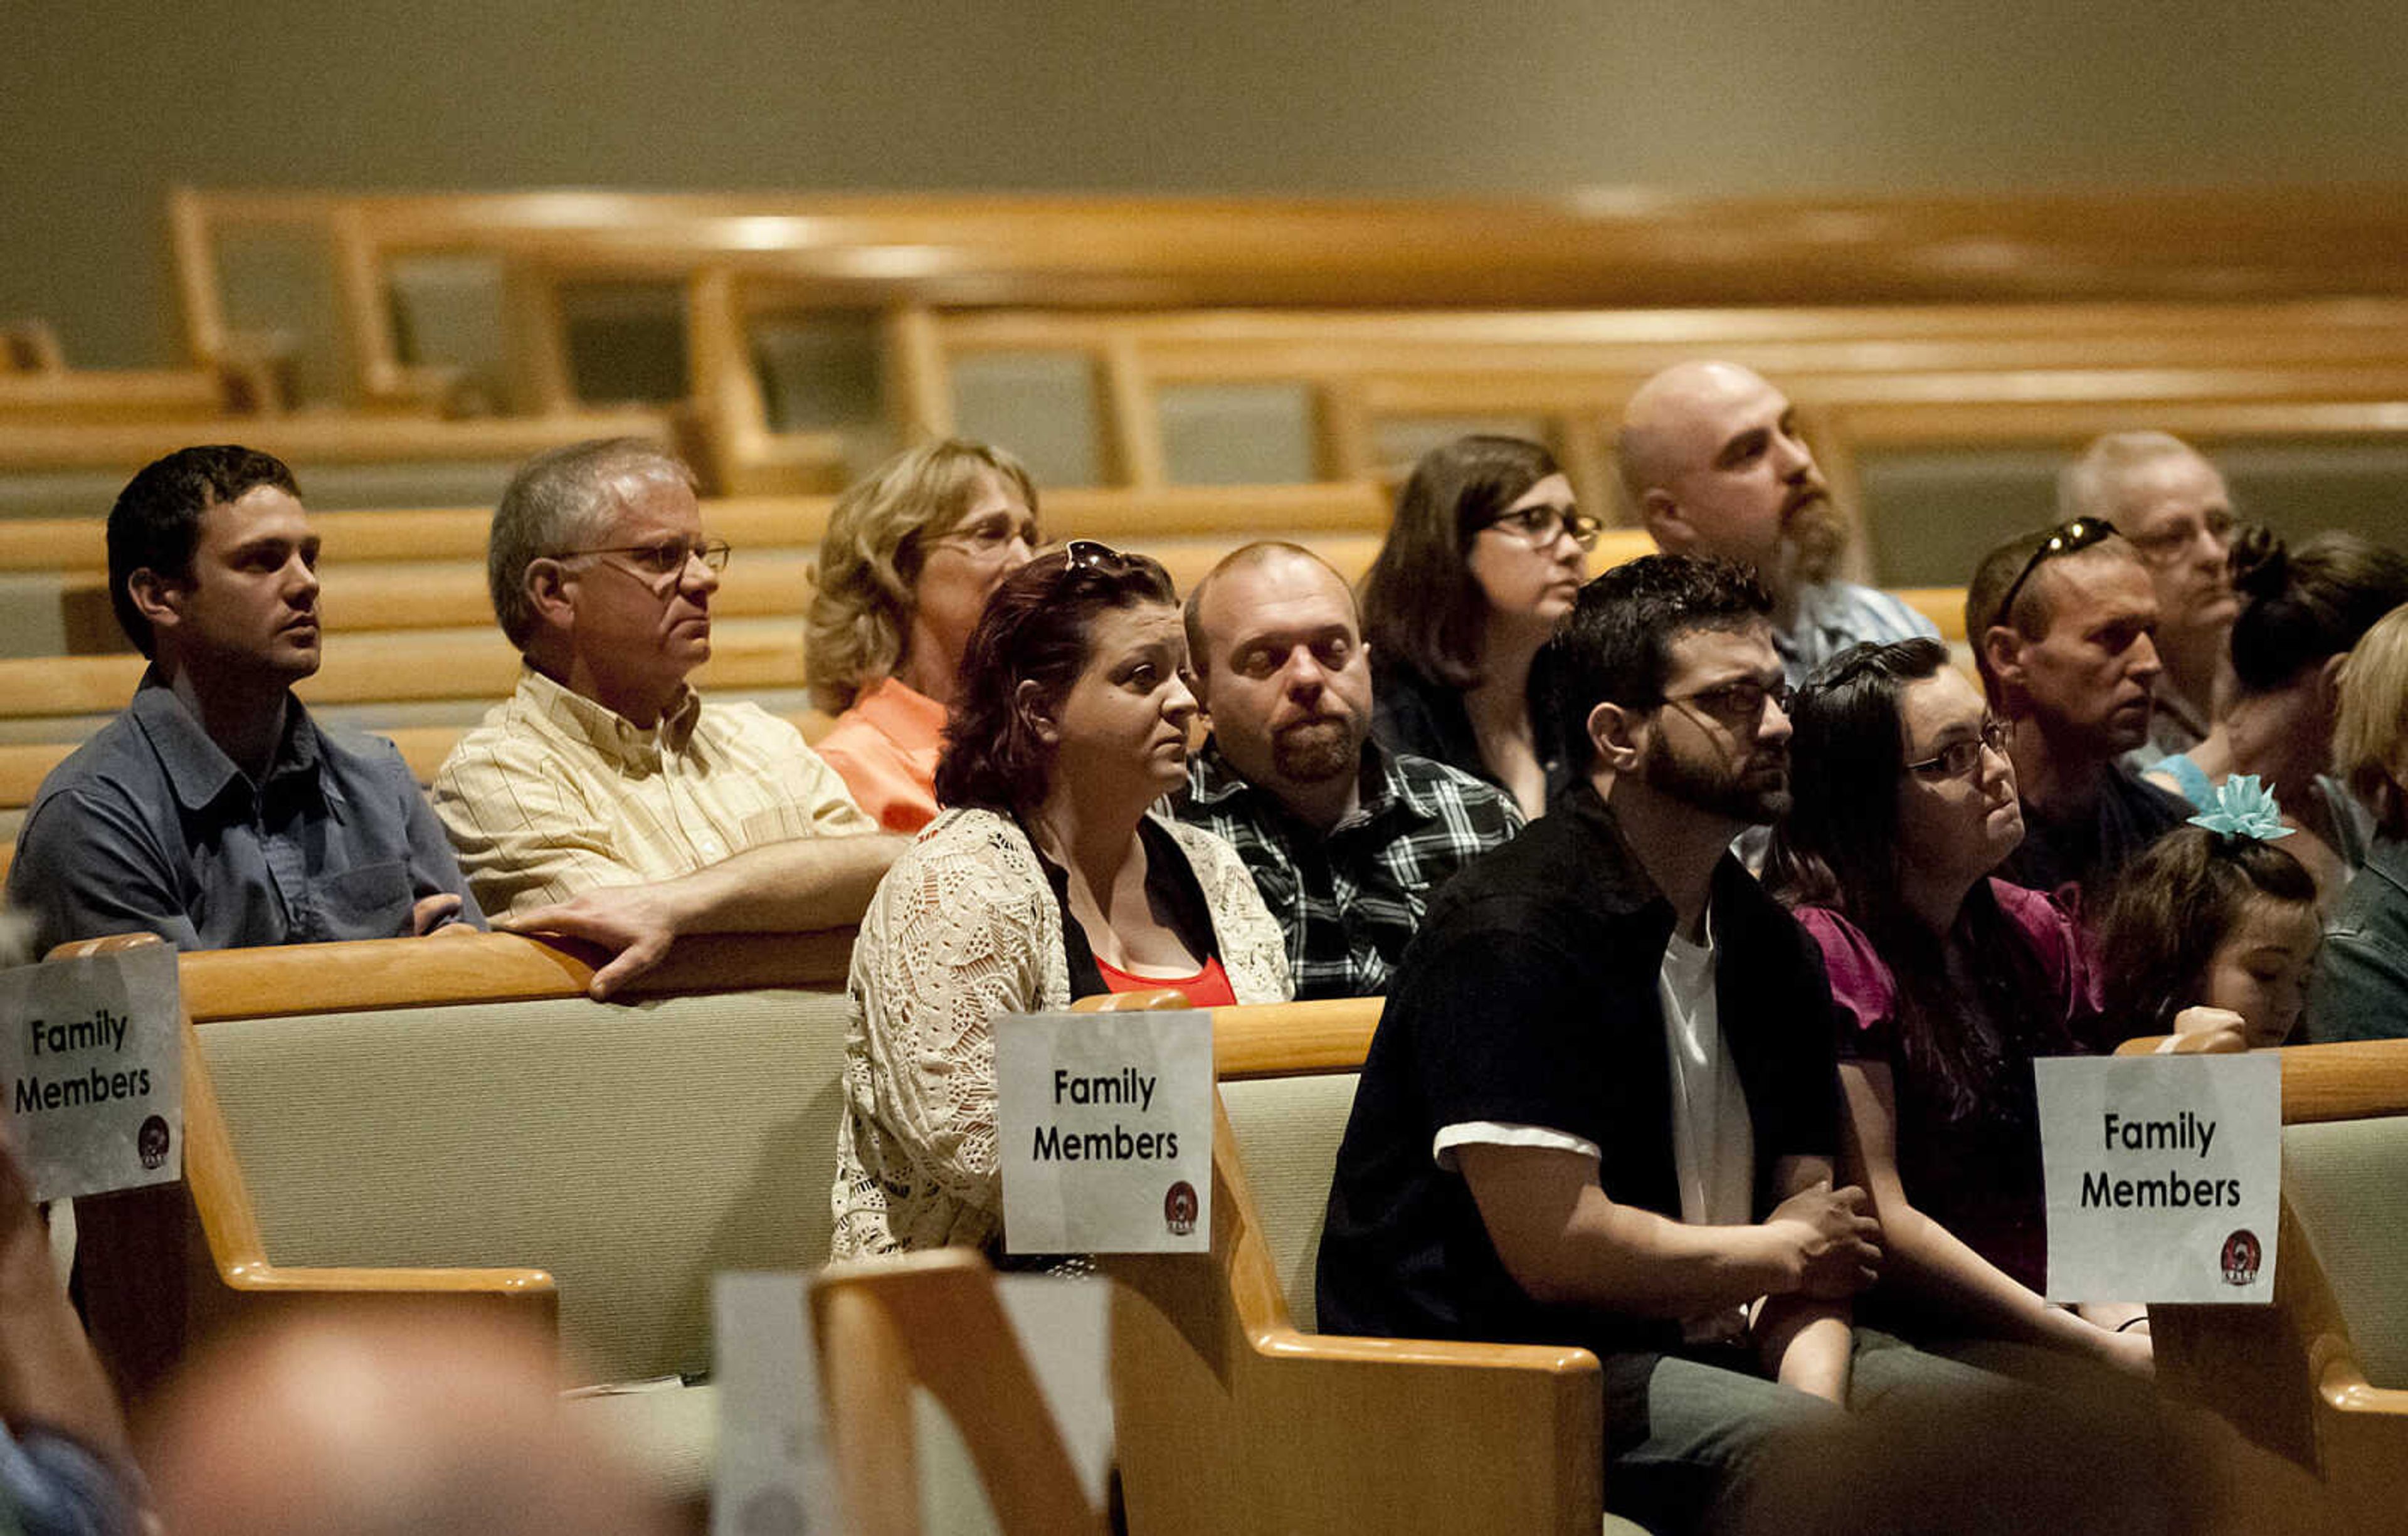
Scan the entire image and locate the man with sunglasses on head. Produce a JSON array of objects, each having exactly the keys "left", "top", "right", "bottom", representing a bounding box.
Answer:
[
  {"left": 1967, "top": 518, "right": 2187, "bottom": 899},
  {"left": 1323, "top": 555, "right": 1997, "bottom": 1536},
  {"left": 10, "top": 446, "right": 483, "bottom": 955},
  {"left": 1619, "top": 361, "right": 1938, "bottom": 689},
  {"left": 2058, "top": 433, "right": 2239, "bottom": 767},
  {"left": 435, "top": 439, "right": 899, "bottom": 997}
]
